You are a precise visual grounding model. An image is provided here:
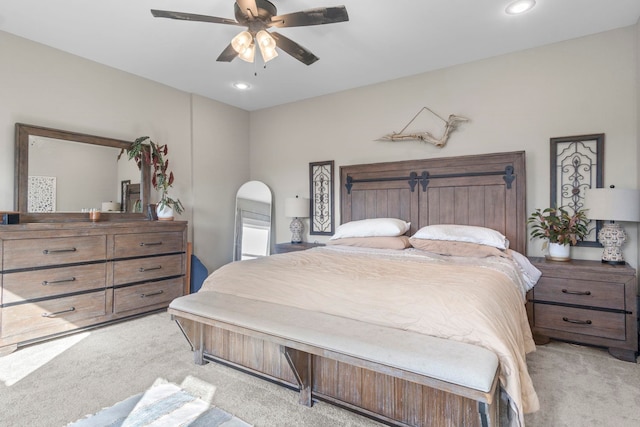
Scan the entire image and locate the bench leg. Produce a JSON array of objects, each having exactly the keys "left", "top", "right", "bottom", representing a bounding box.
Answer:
[
  {"left": 283, "top": 347, "right": 313, "bottom": 407},
  {"left": 478, "top": 400, "right": 498, "bottom": 427},
  {"left": 193, "top": 321, "right": 207, "bottom": 366},
  {"left": 172, "top": 317, "right": 208, "bottom": 366}
]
